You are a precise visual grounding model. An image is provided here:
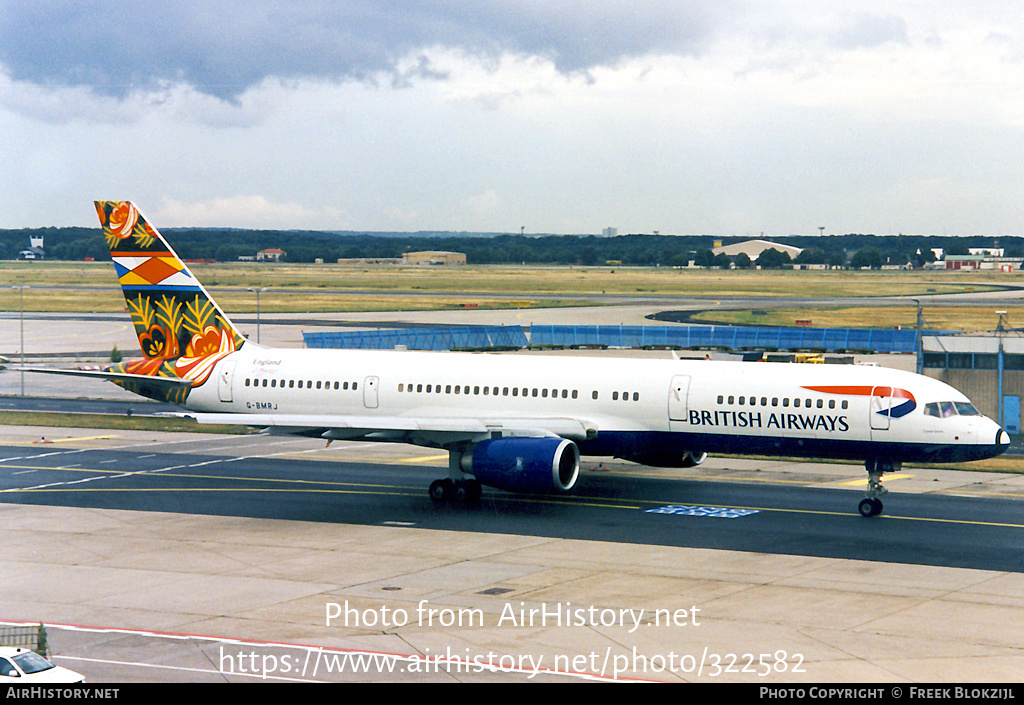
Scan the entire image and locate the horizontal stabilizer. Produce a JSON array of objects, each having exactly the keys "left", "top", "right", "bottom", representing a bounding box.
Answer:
[{"left": 18, "top": 366, "right": 194, "bottom": 396}]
